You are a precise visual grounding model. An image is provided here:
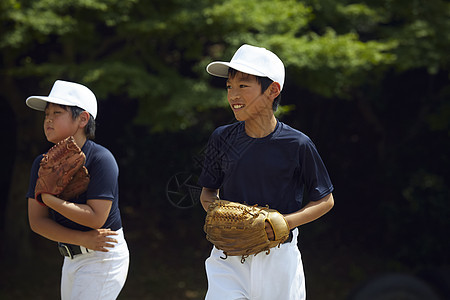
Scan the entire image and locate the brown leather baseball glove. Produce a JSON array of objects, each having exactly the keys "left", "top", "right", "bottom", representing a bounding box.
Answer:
[
  {"left": 35, "top": 136, "right": 86, "bottom": 204},
  {"left": 204, "top": 200, "right": 290, "bottom": 263},
  {"left": 58, "top": 166, "right": 90, "bottom": 200}
]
